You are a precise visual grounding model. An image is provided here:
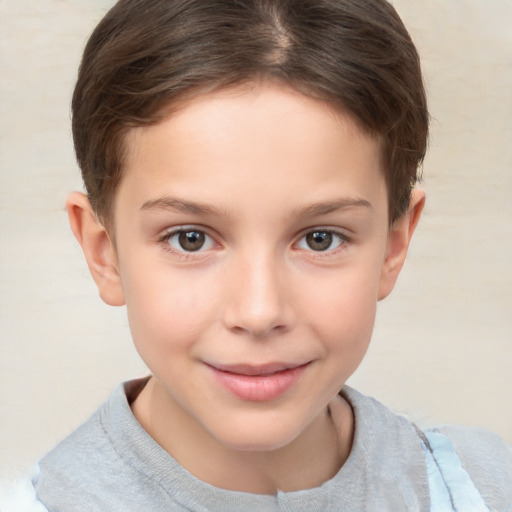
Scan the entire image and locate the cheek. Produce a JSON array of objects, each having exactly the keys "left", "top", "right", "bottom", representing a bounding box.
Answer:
[
  {"left": 309, "top": 281, "right": 376, "bottom": 389},
  {"left": 302, "top": 265, "right": 380, "bottom": 352},
  {"left": 121, "top": 262, "right": 219, "bottom": 360}
]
